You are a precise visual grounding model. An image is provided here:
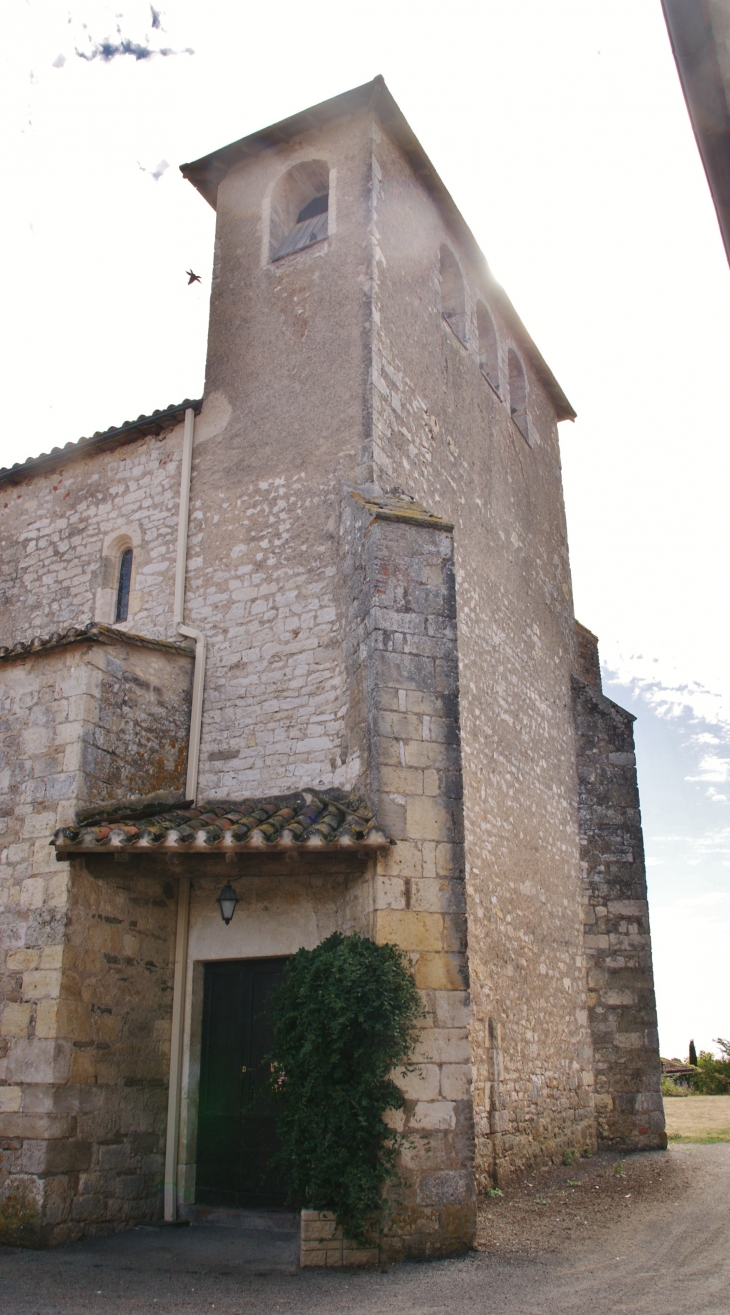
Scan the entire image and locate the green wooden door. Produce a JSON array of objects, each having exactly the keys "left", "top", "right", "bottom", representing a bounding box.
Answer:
[{"left": 196, "top": 957, "right": 289, "bottom": 1208}]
